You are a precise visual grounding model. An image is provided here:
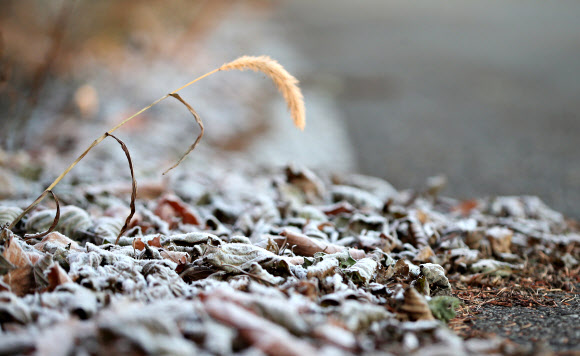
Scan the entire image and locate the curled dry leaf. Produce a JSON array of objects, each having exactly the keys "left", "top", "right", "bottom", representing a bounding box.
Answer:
[
  {"left": 420, "top": 263, "right": 451, "bottom": 296},
  {"left": 319, "top": 201, "right": 355, "bottom": 216},
  {"left": 3, "top": 266, "right": 35, "bottom": 296},
  {"left": 24, "top": 190, "right": 60, "bottom": 240},
  {"left": 0, "top": 253, "right": 15, "bottom": 275},
  {"left": 452, "top": 199, "right": 480, "bottom": 216},
  {"left": 162, "top": 93, "right": 204, "bottom": 175},
  {"left": 331, "top": 185, "right": 384, "bottom": 210}
]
